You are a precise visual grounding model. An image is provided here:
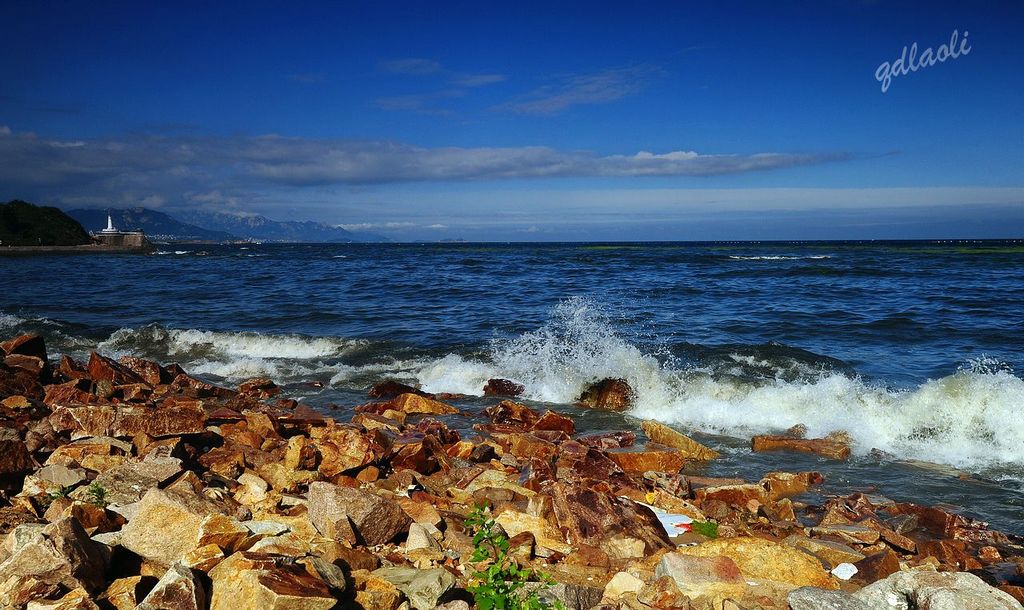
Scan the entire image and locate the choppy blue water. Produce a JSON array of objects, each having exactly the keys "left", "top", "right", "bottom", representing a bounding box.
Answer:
[{"left": 3, "top": 241, "right": 1024, "bottom": 532}]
